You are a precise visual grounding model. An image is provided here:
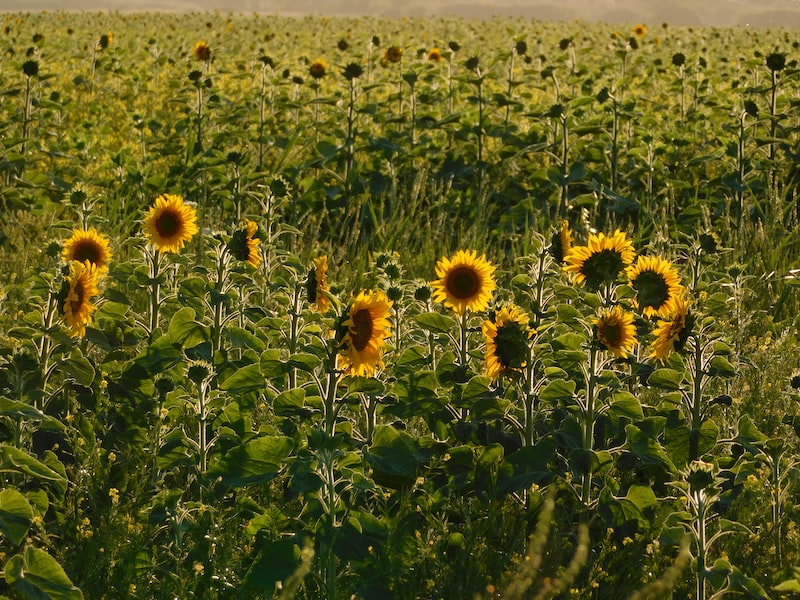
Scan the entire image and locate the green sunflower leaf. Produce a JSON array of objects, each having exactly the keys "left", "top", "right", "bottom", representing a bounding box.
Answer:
[
  {"left": 414, "top": 312, "right": 457, "bottom": 334},
  {"left": 4, "top": 546, "right": 83, "bottom": 600},
  {"left": 647, "top": 368, "right": 684, "bottom": 390},
  {"left": 0, "top": 489, "right": 34, "bottom": 546}
]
